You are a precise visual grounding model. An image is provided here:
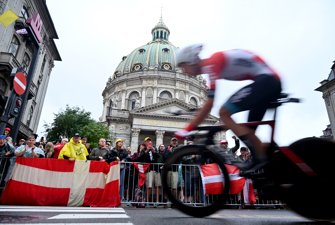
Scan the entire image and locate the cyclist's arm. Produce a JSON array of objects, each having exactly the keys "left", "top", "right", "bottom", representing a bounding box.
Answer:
[{"left": 188, "top": 98, "right": 214, "bottom": 128}]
